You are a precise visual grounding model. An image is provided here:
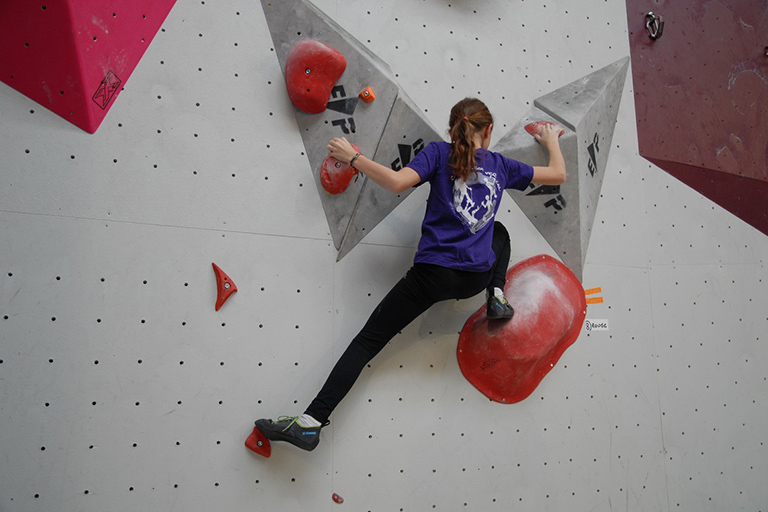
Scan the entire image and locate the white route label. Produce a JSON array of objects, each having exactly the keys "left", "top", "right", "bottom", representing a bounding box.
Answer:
[{"left": 585, "top": 319, "right": 609, "bottom": 331}]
